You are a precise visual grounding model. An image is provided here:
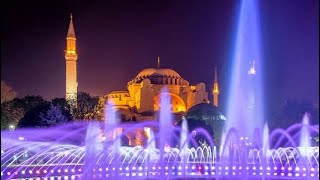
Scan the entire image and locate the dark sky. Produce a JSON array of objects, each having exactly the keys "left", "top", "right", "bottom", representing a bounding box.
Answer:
[{"left": 2, "top": 0, "right": 319, "bottom": 109}]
